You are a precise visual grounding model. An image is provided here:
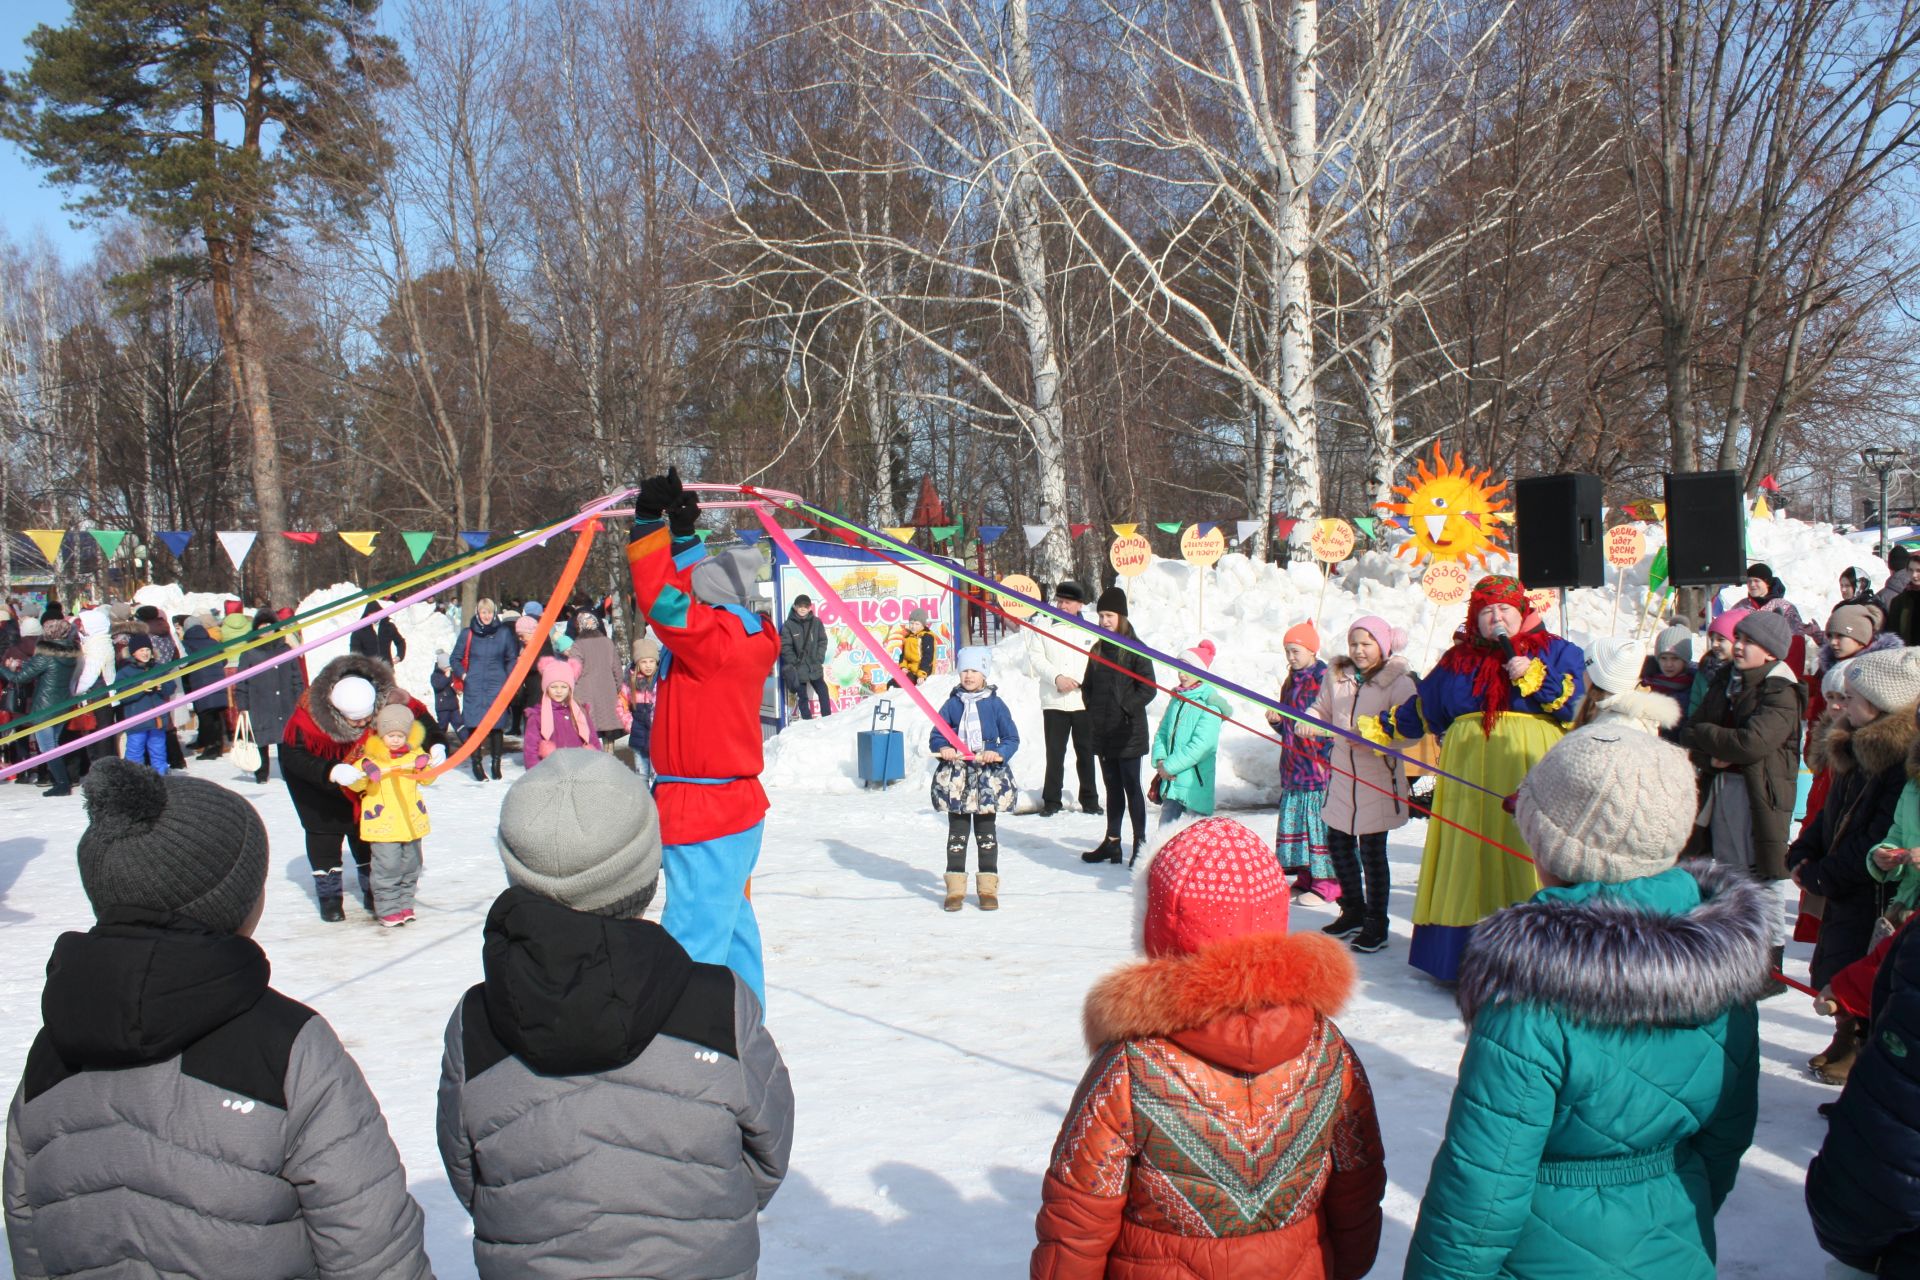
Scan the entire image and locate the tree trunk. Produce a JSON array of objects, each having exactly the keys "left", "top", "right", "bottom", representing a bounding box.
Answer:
[
  {"left": 209, "top": 238, "right": 292, "bottom": 604},
  {"left": 1275, "top": 0, "right": 1322, "bottom": 542}
]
